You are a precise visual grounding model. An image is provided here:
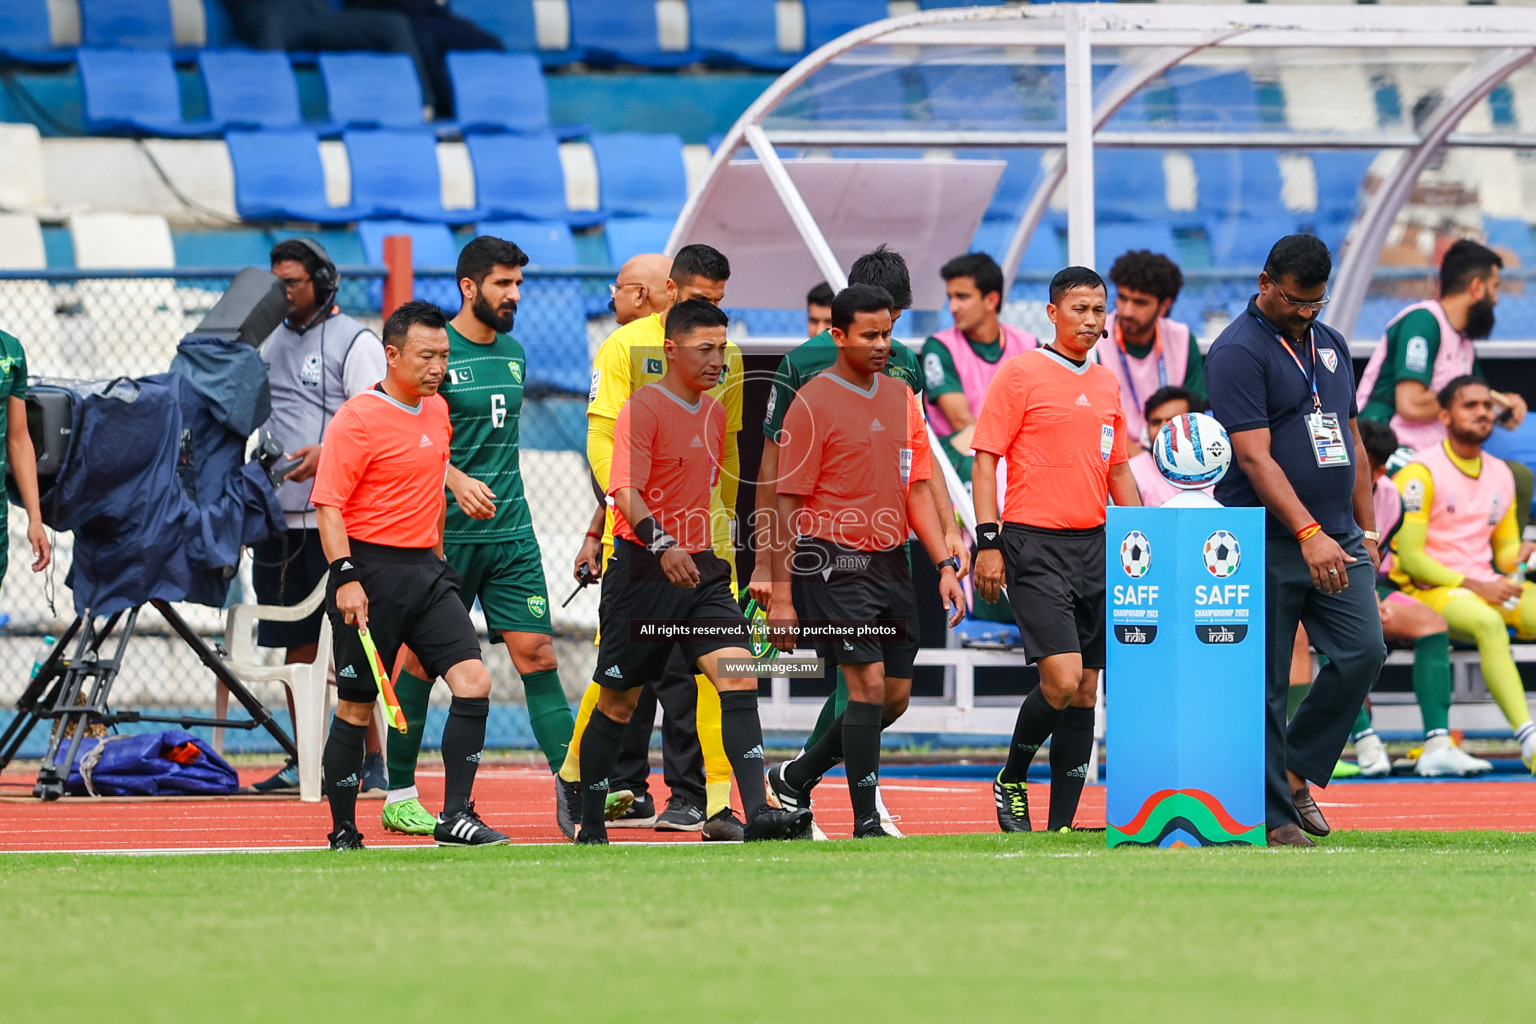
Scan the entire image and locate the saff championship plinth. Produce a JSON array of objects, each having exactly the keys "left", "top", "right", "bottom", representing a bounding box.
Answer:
[{"left": 1105, "top": 506, "right": 1266, "bottom": 847}]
